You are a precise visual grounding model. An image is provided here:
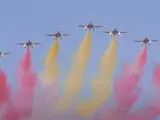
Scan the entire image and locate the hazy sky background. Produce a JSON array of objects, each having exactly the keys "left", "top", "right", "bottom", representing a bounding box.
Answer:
[{"left": 0, "top": 0, "right": 160, "bottom": 117}]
